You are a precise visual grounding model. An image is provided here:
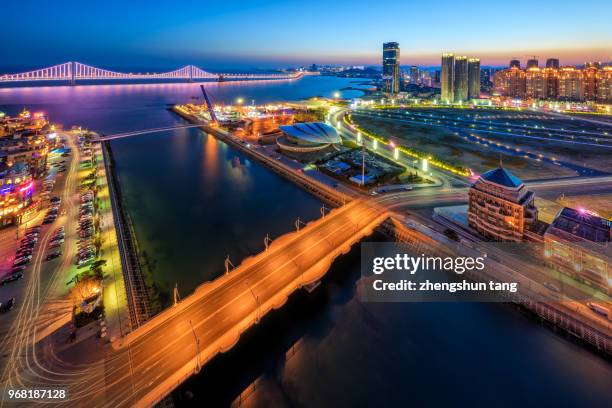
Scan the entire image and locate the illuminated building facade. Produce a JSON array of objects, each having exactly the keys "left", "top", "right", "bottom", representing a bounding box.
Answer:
[
  {"left": 525, "top": 67, "right": 546, "bottom": 99},
  {"left": 0, "top": 162, "right": 34, "bottom": 226},
  {"left": 453, "top": 56, "right": 468, "bottom": 102},
  {"left": 597, "top": 67, "right": 612, "bottom": 101},
  {"left": 493, "top": 67, "right": 526, "bottom": 98},
  {"left": 558, "top": 67, "right": 584, "bottom": 100},
  {"left": 468, "top": 167, "right": 537, "bottom": 242},
  {"left": 468, "top": 58, "right": 480, "bottom": 99},
  {"left": 544, "top": 207, "right": 610, "bottom": 292},
  {"left": 382, "top": 42, "right": 400, "bottom": 94},
  {"left": 492, "top": 60, "right": 612, "bottom": 102},
  {"left": 441, "top": 53, "right": 455, "bottom": 103}
]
